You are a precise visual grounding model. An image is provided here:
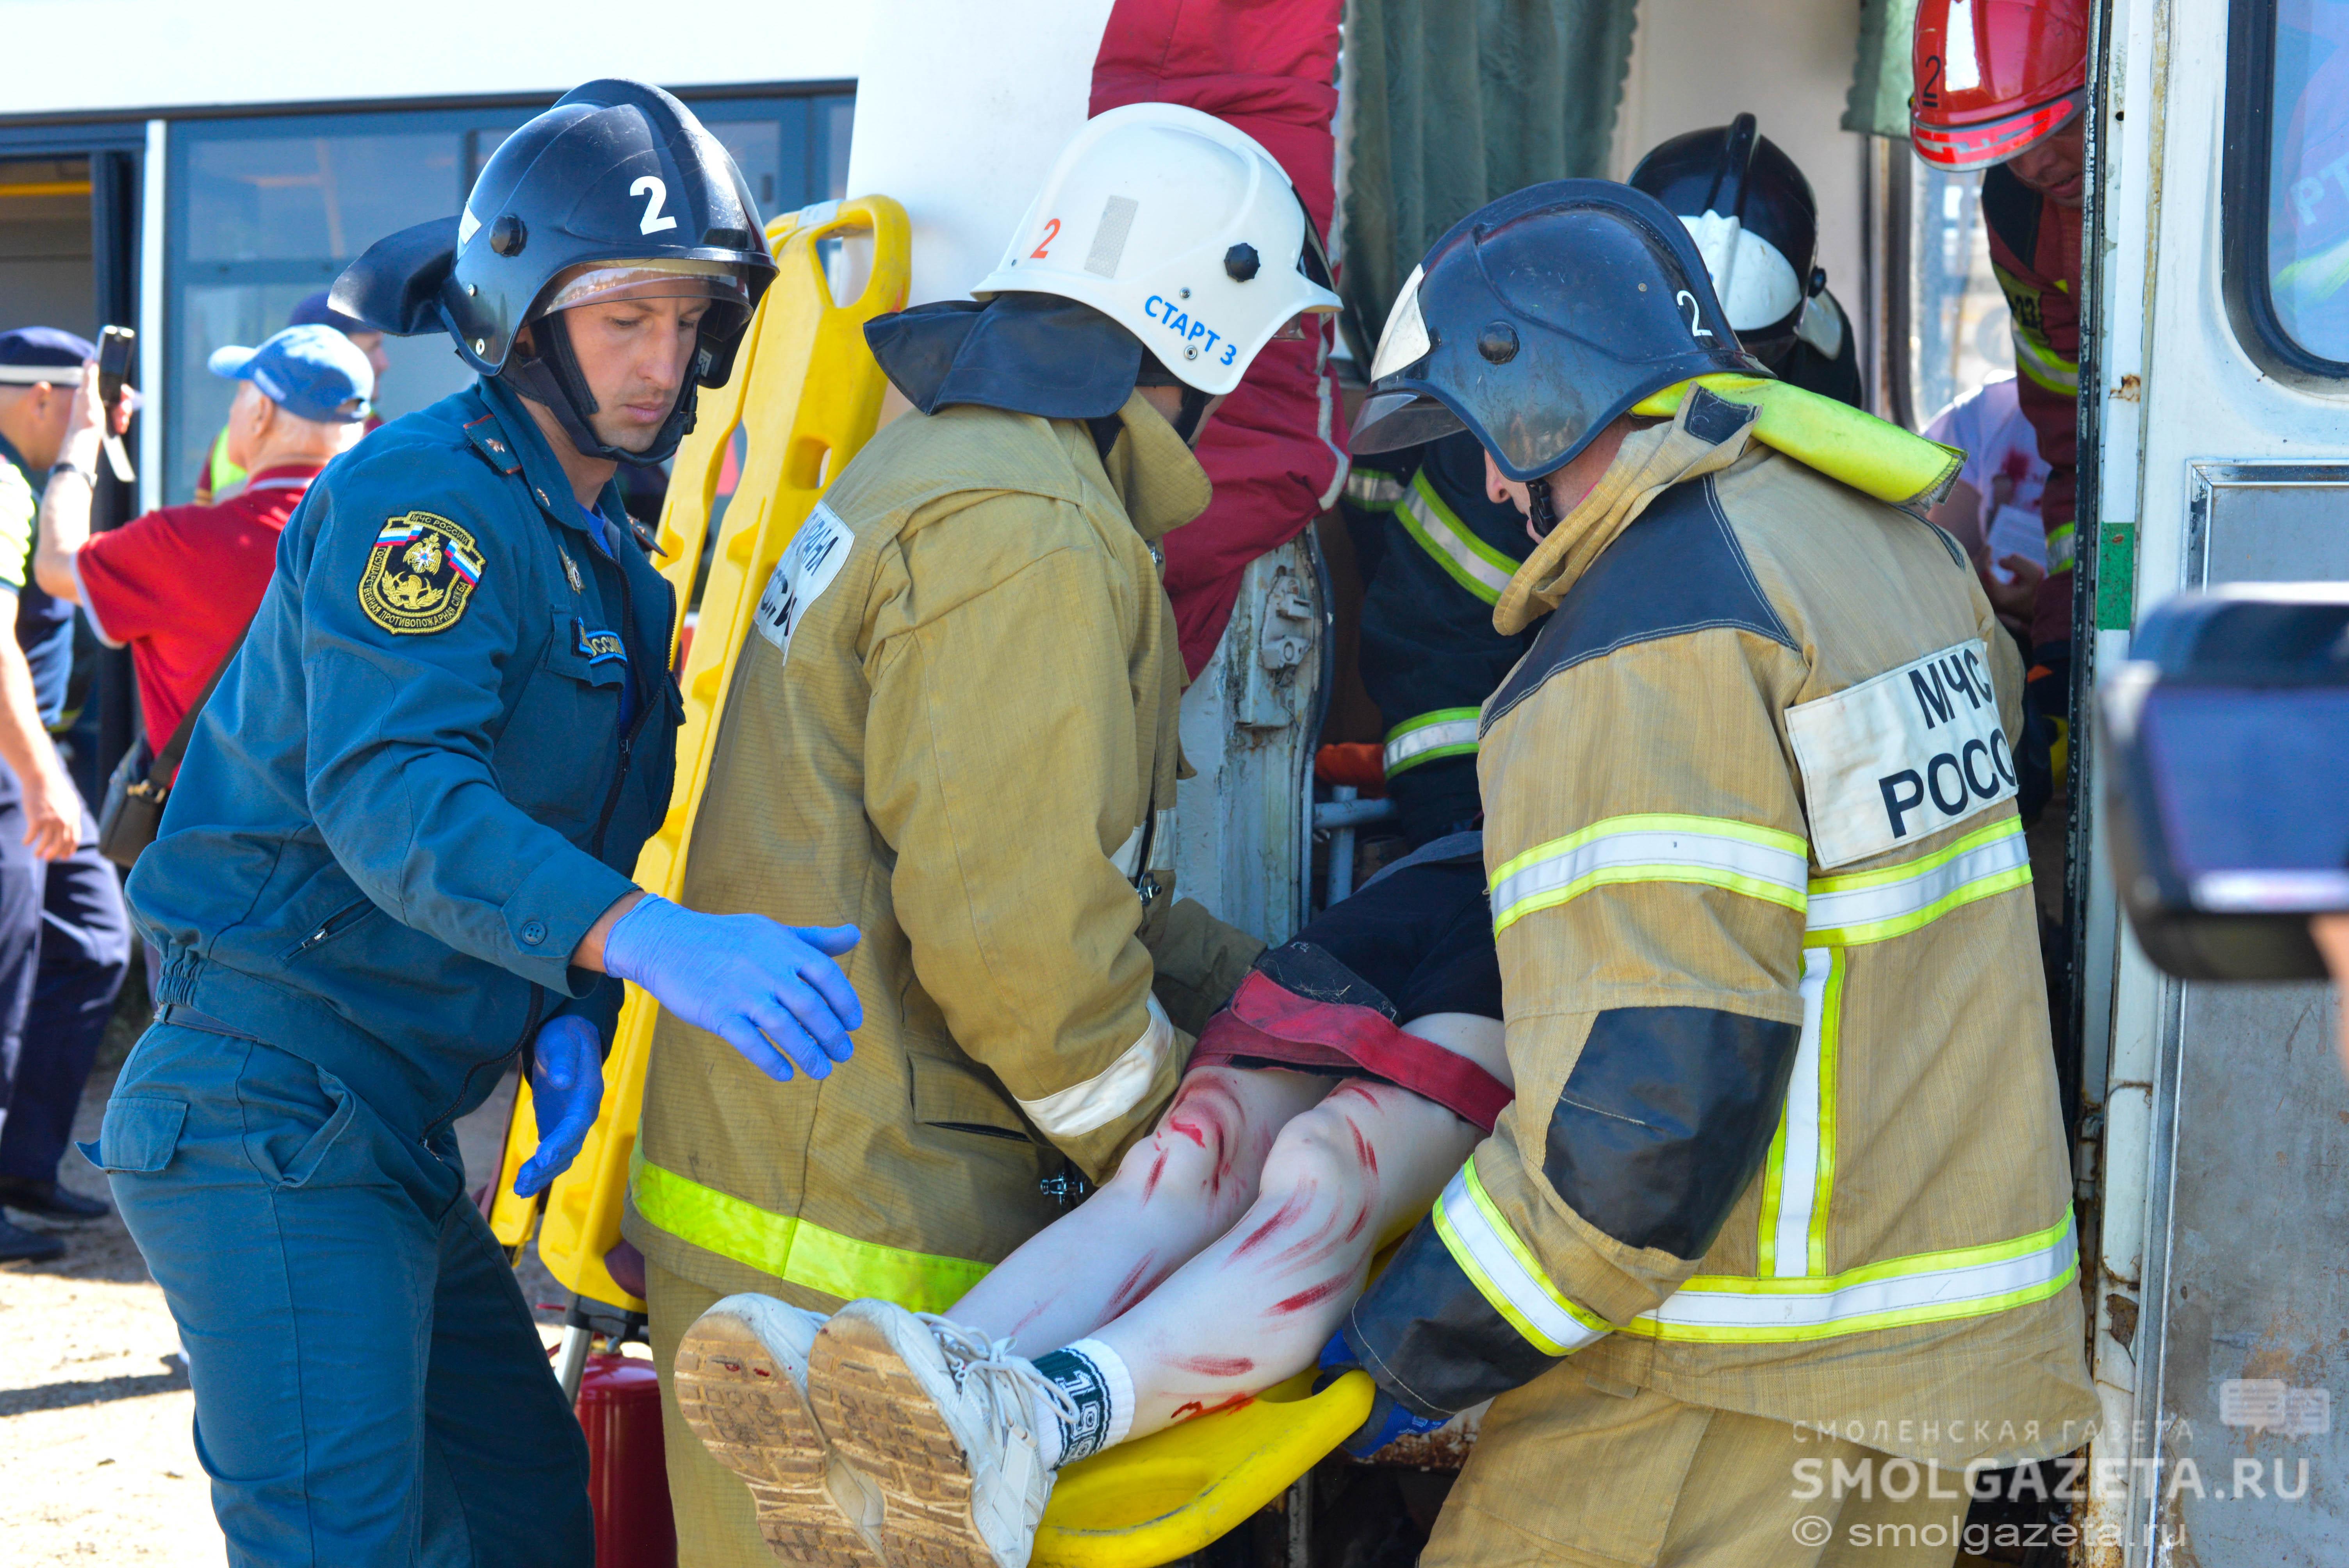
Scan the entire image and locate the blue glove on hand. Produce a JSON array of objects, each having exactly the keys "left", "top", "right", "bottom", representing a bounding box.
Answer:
[
  {"left": 601, "top": 895, "right": 863, "bottom": 1082},
  {"left": 1319, "top": 1331, "right": 1446, "bottom": 1458},
  {"left": 515, "top": 1015, "right": 605, "bottom": 1197}
]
